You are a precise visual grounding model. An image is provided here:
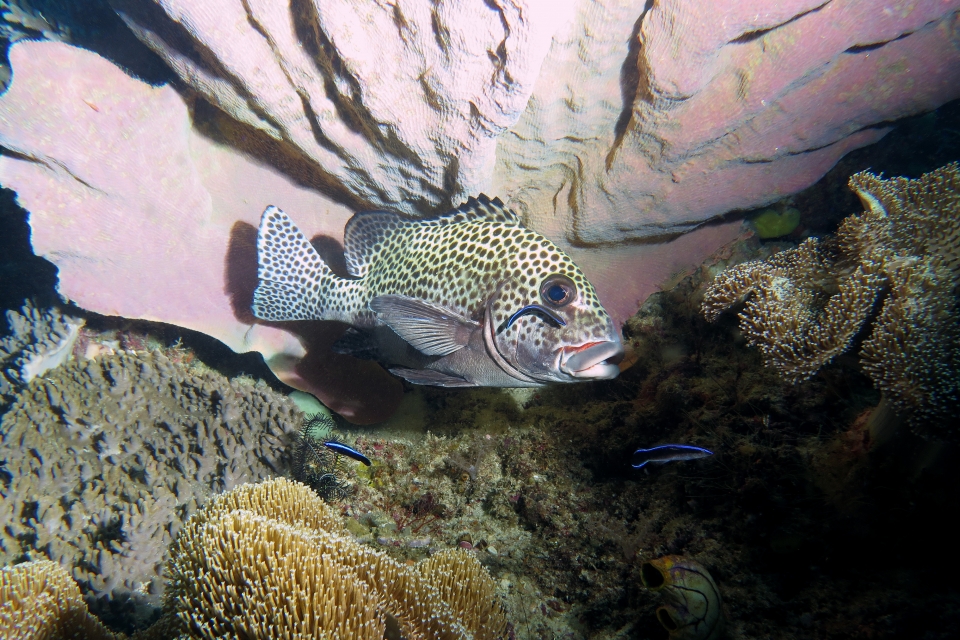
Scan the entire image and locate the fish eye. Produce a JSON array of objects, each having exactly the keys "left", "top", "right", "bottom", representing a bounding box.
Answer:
[{"left": 540, "top": 274, "right": 577, "bottom": 307}]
